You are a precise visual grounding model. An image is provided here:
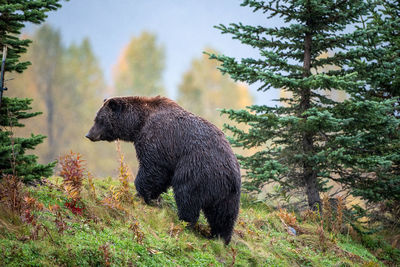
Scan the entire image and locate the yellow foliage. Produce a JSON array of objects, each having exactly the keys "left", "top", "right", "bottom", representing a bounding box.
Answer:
[
  {"left": 129, "top": 219, "right": 145, "bottom": 244},
  {"left": 101, "top": 141, "right": 135, "bottom": 211},
  {"left": 115, "top": 141, "right": 134, "bottom": 204},
  {"left": 178, "top": 48, "right": 252, "bottom": 129},
  {"left": 87, "top": 172, "right": 97, "bottom": 200},
  {"left": 7, "top": 26, "right": 125, "bottom": 177},
  {"left": 278, "top": 208, "right": 297, "bottom": 228},
  {"left": 113, "top": 31, "right": 165, "bottom": 97},
  {"left": 168, "top": 222, "right": 184, "bottom": 238}
]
